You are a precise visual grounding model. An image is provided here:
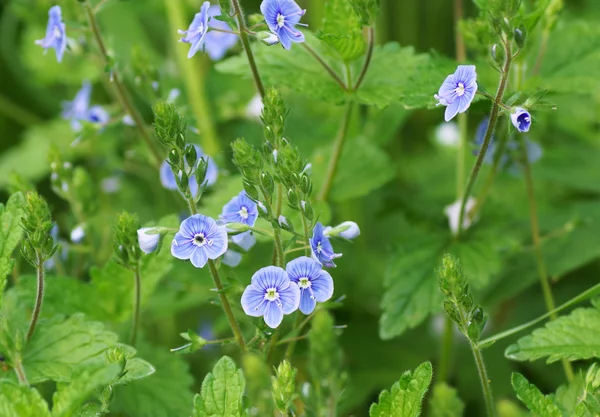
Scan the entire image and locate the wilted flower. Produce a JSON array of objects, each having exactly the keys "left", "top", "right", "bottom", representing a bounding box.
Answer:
[
  {"left": 220, "top": 191, "right": 259, "bottom": 245},
  {"left": 260, "top": 0, "right": 306, "bottom": 50},
  {"left": 204, "top": 5, "right": 238, "bottom": 60},
  {"left": 137, "top": 228, "right": 161, "bottom": 254},
  {"left": 179, "top": 1, "right": 211, "bottom": 58},
  {"left": 171, "top": 214, "right": 228, "bottom": 268},
  {"left": 434, "top": 65, "right": 478, "bottom": 122},
  {"left": 241, "top": 266, "right": 300, "bottom": 328},
  {"left": 310, "top": 222, "right": 342, "bottom": 268},
  {"left": 510, "top": 108, "right": 532, "bottom": 133},
  {"left": 61, "top": 81, "right": 109, "bottom": 131},
  {"left": 159, "top": 144, "right": 218, "bottom": 197},
  {"left": 444, "top": 198, "right": 477, "bottom": 235},
  {"left": 286, "top": 256, "right": 333, "bottom": 314},
  {"left": 35, "top": 5, "right": 67, "bottom": 63},
  {"left": 324, "top": 221, "right": 360, "bottom": 240}
]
